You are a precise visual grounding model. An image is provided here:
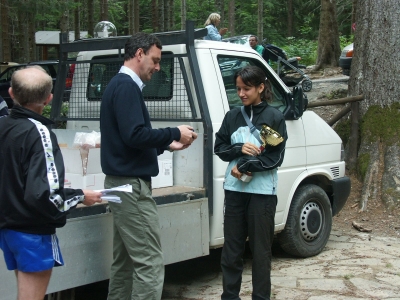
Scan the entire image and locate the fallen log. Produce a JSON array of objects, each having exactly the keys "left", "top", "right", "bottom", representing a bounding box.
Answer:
[
  {"left": 307, "top": 95, "right": 364, "bottom": 108},
  {"left": 327, "top": 105, "right": 351, "bottom": 126}
]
